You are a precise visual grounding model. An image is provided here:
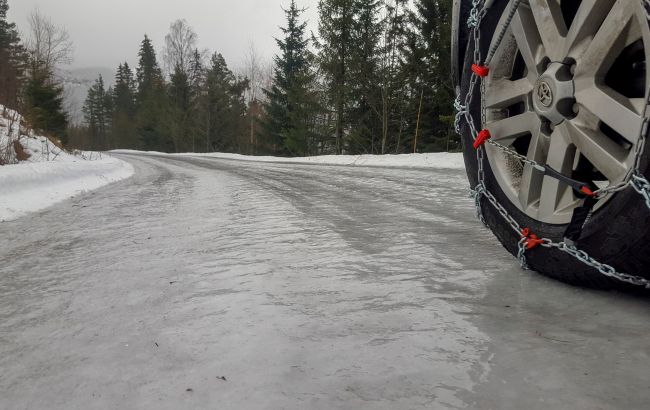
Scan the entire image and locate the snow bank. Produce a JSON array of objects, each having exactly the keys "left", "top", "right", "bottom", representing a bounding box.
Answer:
[
  {"left": 187, "top": 152, "right": 466, "bottom": 169},
  {"left": 114, "top": 150, "right": 466, "bottom": 170},
  {"left": 0, "top": 107, "right": 134, "bottom": 222},
  {"left": 0, "top": 158, "right": 134, "bottom": 221}
]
